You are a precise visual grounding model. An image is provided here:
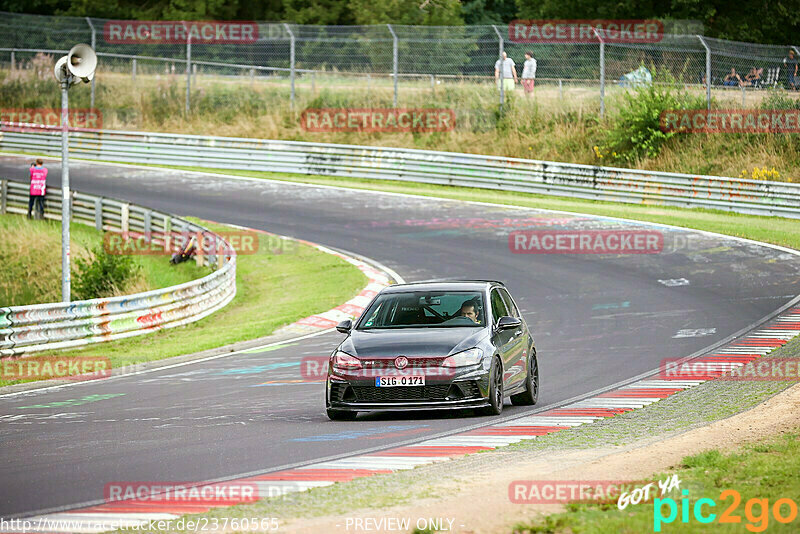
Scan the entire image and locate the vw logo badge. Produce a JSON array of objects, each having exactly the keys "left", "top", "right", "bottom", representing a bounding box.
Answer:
[{"left": 394, "top": 356, "right": 409, "bottom": 369}]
